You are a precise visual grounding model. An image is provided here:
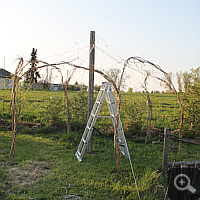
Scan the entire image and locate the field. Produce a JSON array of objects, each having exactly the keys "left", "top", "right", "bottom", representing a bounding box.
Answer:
[
  {"left": 0, "top": 89, "right": 181, "bottom": 132},
  {"left": 0, "top": 89, "right": 199, "bottom": 199}
]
